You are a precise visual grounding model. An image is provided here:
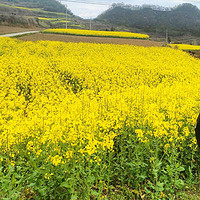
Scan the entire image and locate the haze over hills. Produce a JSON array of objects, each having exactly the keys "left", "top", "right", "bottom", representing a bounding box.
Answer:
[{"left": 96, "top": 3, "right": 200, "bottom": 37}]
